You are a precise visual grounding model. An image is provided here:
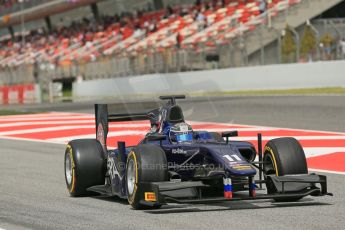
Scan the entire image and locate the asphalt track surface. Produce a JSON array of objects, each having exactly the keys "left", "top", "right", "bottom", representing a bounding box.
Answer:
[{"left": 0, "top": 95, "right": 344, "bottom": 230}]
